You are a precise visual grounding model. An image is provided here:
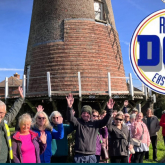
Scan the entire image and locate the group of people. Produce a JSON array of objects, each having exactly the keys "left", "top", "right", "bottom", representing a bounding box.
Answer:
[{"left": 0, "top": 87, "right": 164, "bottom": 163}]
